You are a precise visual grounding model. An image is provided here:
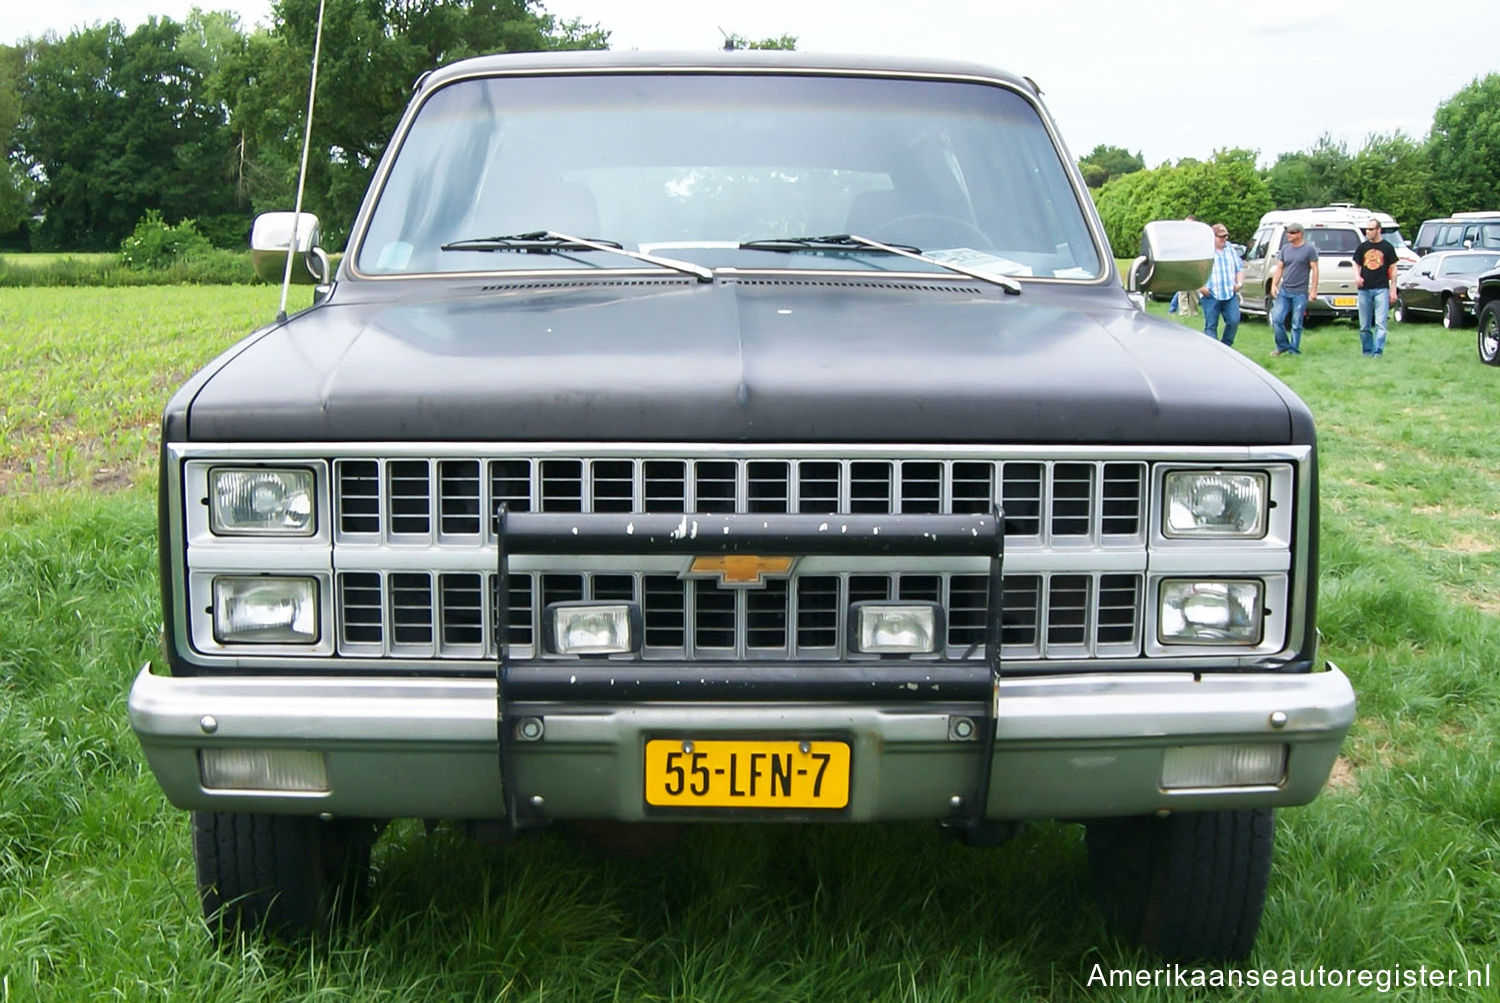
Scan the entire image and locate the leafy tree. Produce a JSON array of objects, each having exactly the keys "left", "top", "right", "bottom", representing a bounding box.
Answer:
[
  {"left": 1077, "top": 144, "right": 1144, "bottom": 190},
  {"left": 0, "top": 44, "right": 31, "bottom": 237},
  {"left": 225, "top": 0, "right": 609, "bottom": 248},
  {"left": 722, "top": 33, "right": 798, "bottom": 50},
  {"left": 1263, "top": 134, "right": 1352, "bottom": 210},
  {"left": 1341, "top": 131, "right": 1434, "bottom": 231},
  {"left": 1428, "top": 73, "right": 1500, "bottom": 214},
  {"left": 14, "top": 18, "right": 244, "bottom": 249},
  {"left": 1094, "top": 149, "right": 1272, "bottom": 257}
]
